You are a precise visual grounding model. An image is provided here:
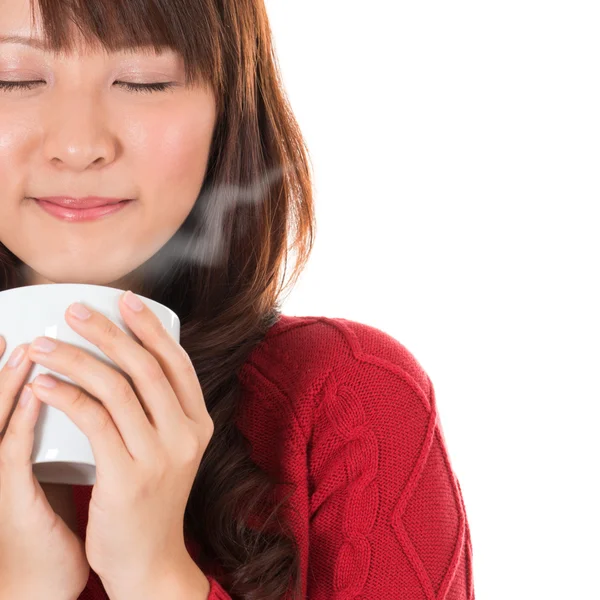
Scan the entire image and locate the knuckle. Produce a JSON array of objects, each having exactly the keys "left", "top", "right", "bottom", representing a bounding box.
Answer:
[
  {"left": 100, "top": 318, "right": 121, "bottom": 343},
  {"left": 70, "top": 385, "right": 88, "bottom": 410},
  {"left": 72, "top": 386, "right": 111, "bottom": 434},
  {"left": 71, "top": 386, "right": 113, "bottom": 436},
  {"left": 89, "top": 403, "right": 112, "bottom": 435},
  {"left": 111, "top": 375, "right": 138, "bottom": 409},
  {"left": 180, "top": 351, "right": 197, "bottom": 378},
  {"left": 206, "top": 416, "right": 215, "bottom": 438},
  {"left": 67, "top": 347, "right": 87, "bottom": 370},
  {"left": 180, "top": 433, "right": 201, "bottom": 463},
  {"left": 110, "top": 373, "right": 130, "bottom": 397},
  {"left": 145, "top": 357, "right": 166, "bottom": 385},
  {"left": 199, "top": 414, "right": 215, "bottom": 440},
  {"left": 176, "top": 420, "right": 208, "bottom": 462}
]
